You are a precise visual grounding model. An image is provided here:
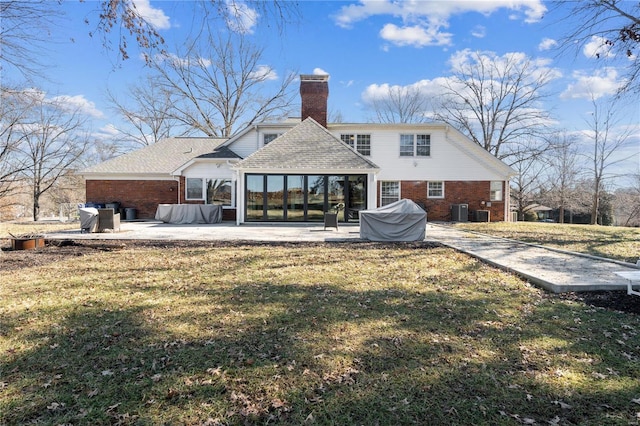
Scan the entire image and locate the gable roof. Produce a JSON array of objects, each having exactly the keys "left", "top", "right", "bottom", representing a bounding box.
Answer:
[
  {"left": 80, "top": 137, "right": 226, "bottom": 176},
  {"left": 233, "top": 117, "right": 379, "bottom": 172}
]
